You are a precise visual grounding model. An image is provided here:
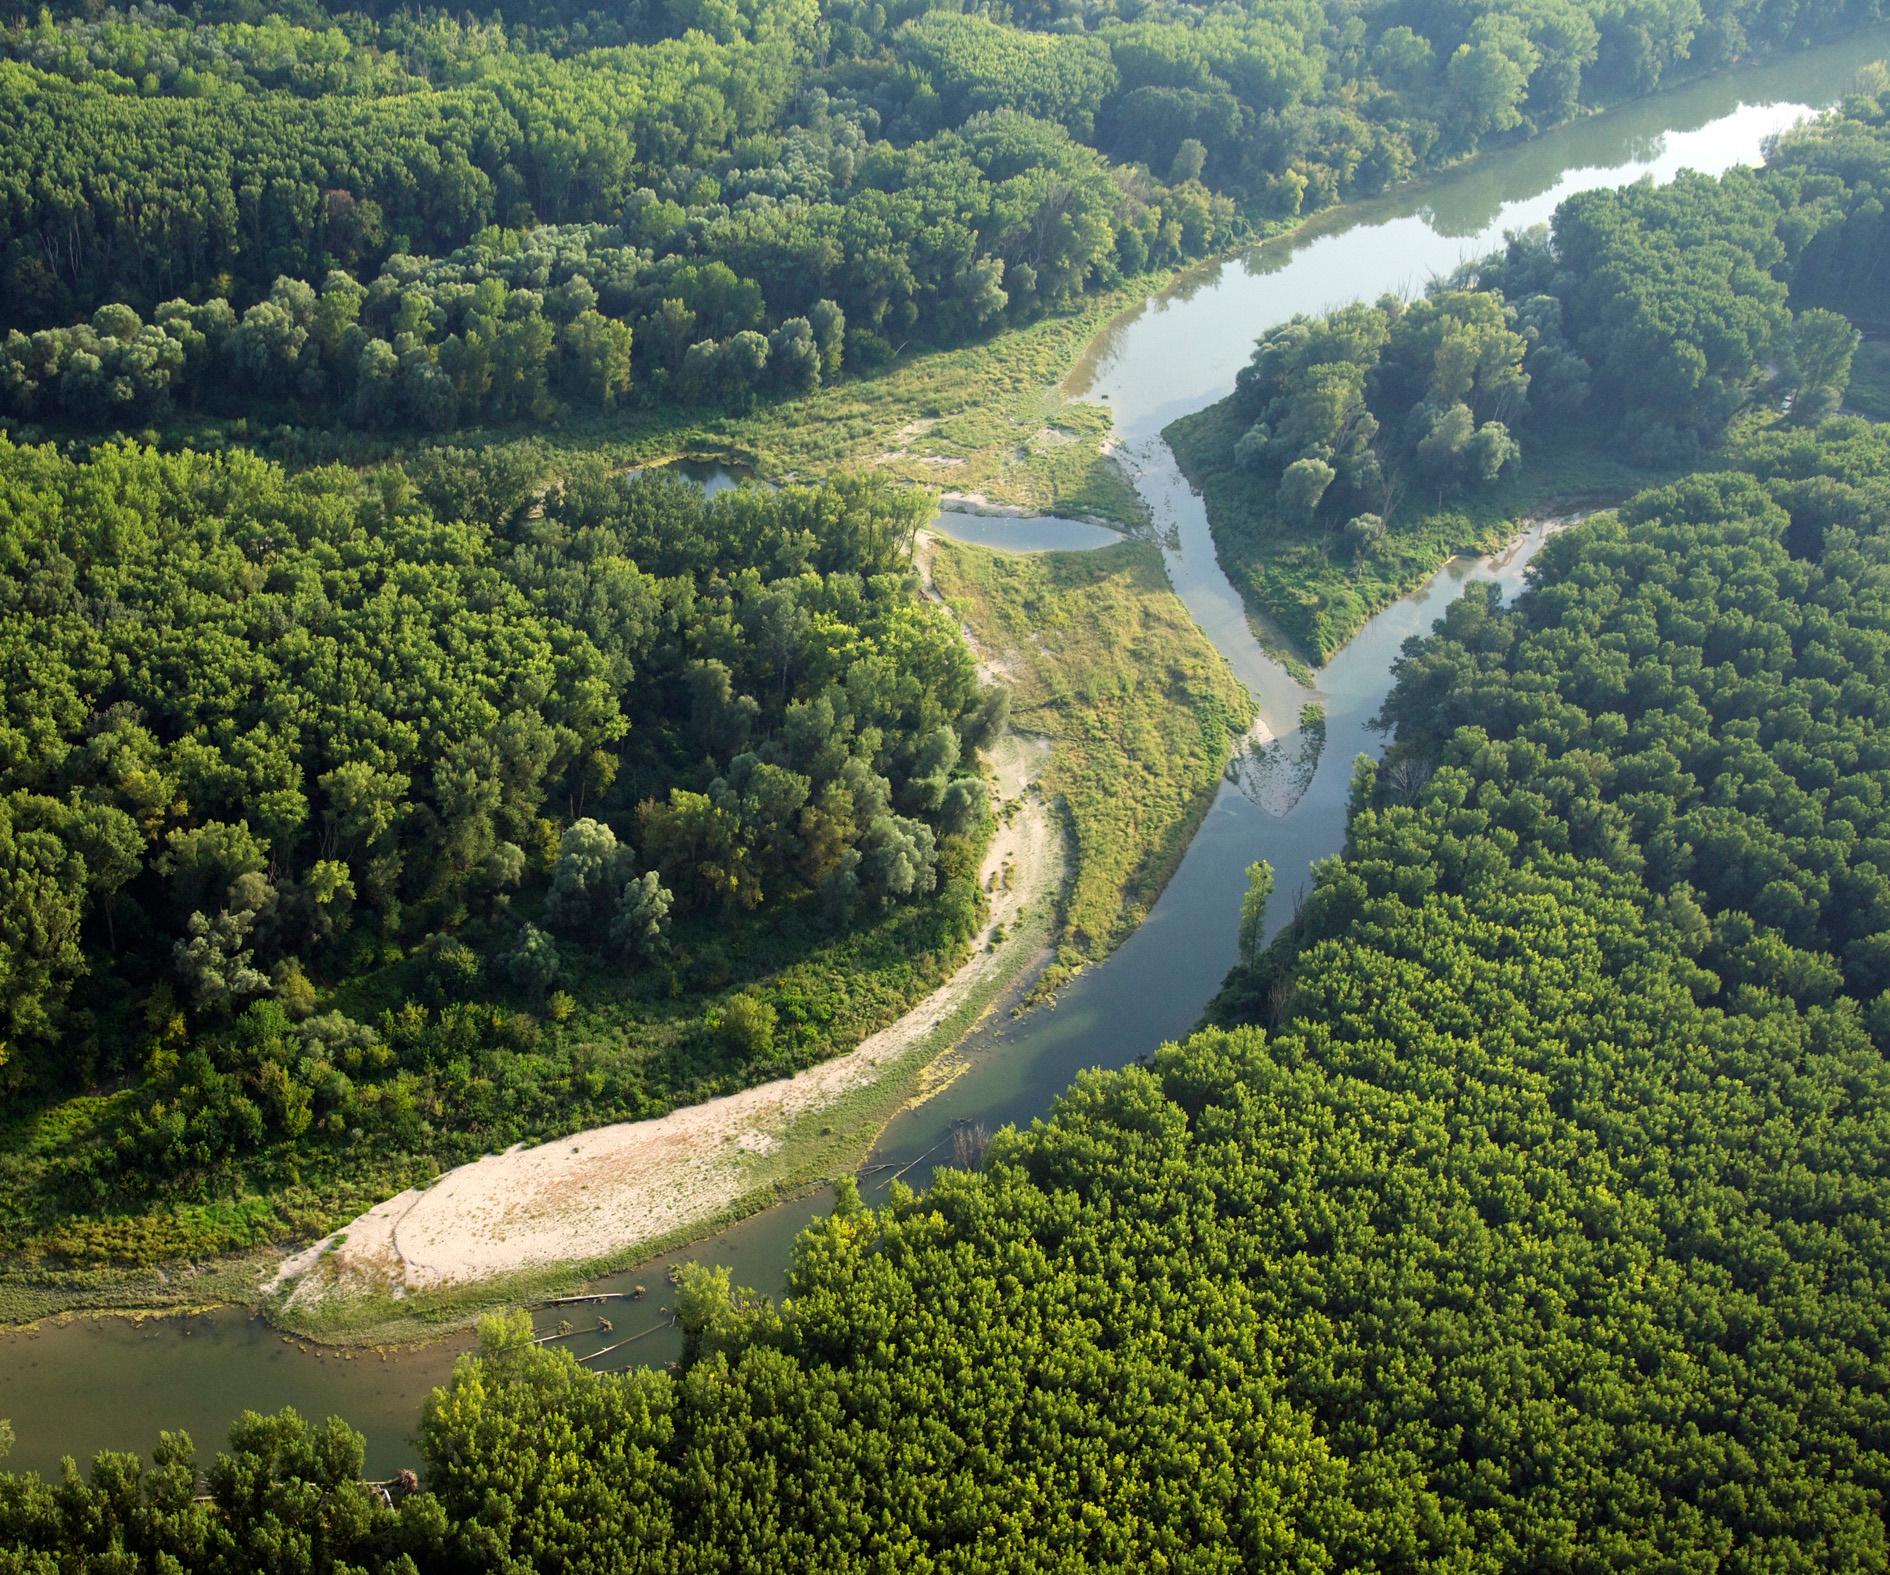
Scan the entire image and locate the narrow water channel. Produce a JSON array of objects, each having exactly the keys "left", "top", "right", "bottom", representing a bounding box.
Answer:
[{"left": 3, "top": 25, "right": 1885, "bottom": 1477}]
